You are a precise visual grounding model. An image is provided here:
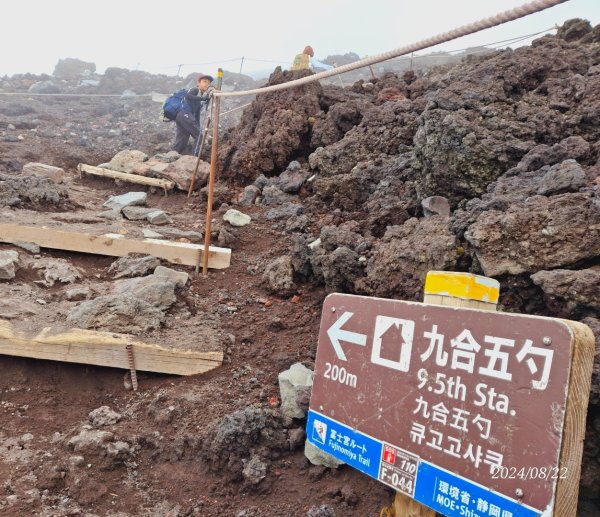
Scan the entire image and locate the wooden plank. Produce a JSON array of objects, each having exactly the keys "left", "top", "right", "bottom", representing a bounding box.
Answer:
[
  {"left": 555, "top": 320, "right": 595, "bottom": 517},
  {"left": 422, "top": 293, "right": 497, "bottom": 311},
  {"left": 78, "top": 163, "right": 176, "bottom": 190},
  {"left": 152, "top": 92, "right": 168, "bottom": 103},
  {"left": 0, "top": 319, "right": 223, "bottom": 376},
  {"left": 393, "top": 494, "right": 435, "bottom": 517},
  {"left": 23, "top": 162, "right": 65, "bottom": 183},
  {"left": 0, "top": 223, "right": 231, "bottom": 269}
]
